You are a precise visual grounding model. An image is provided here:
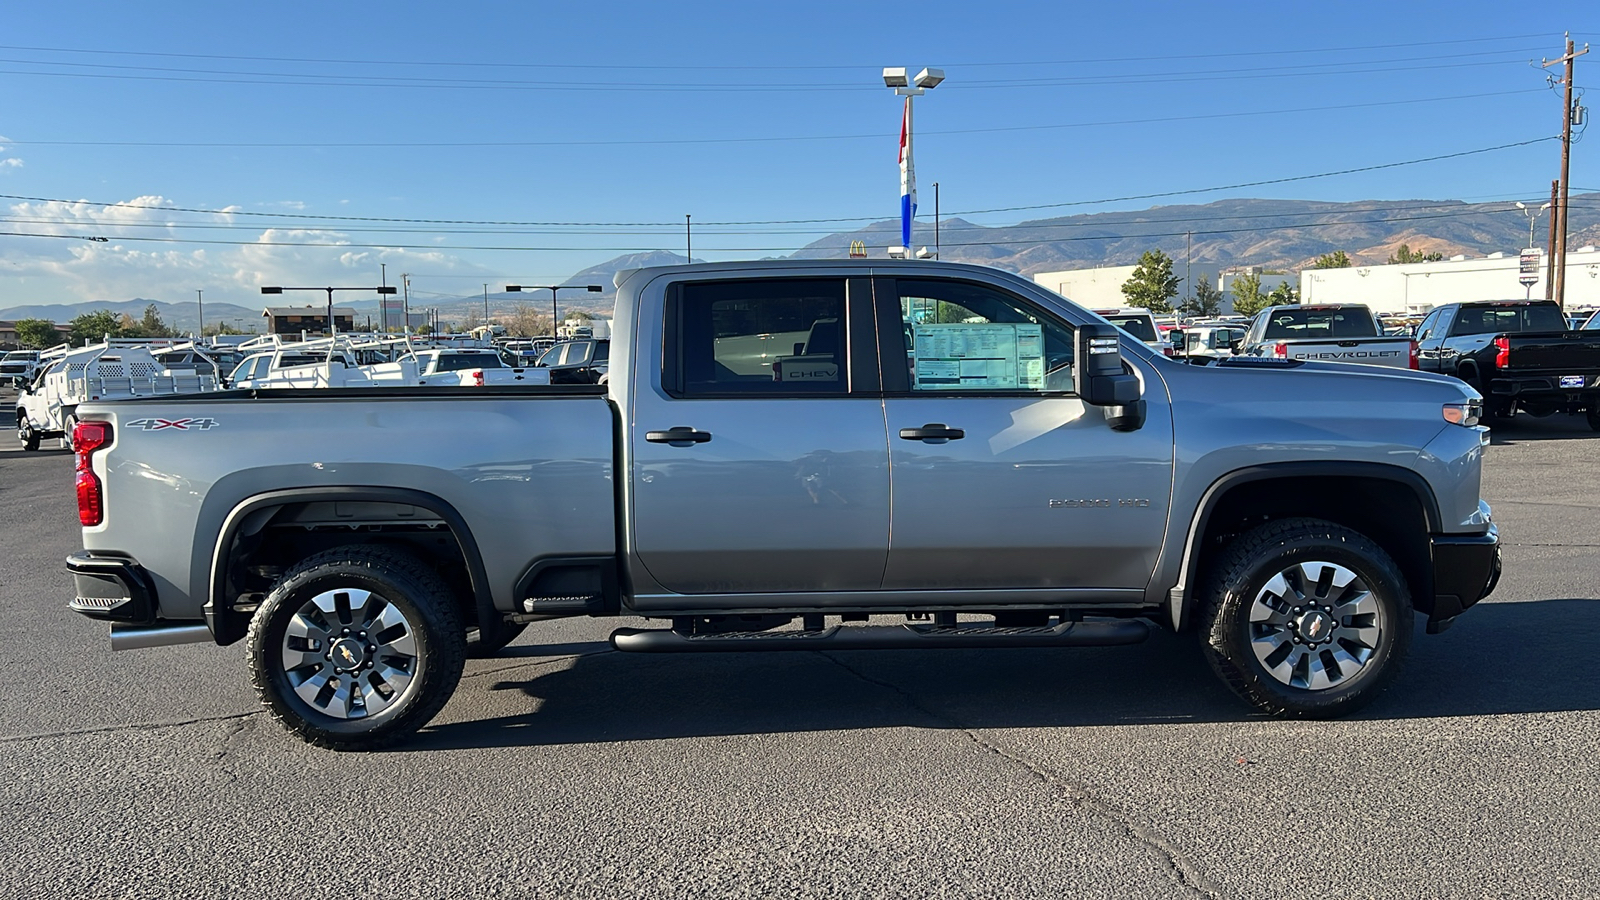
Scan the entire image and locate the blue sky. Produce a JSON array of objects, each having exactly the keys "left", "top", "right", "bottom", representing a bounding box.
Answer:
[{"left": 0, "top": 0, "right": 1593, "bottom": 309}]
